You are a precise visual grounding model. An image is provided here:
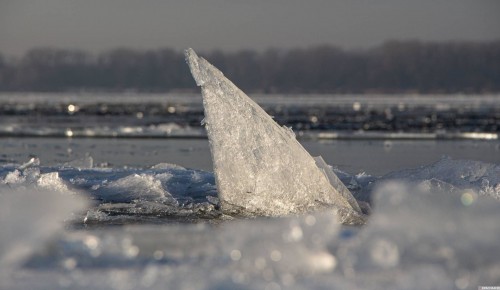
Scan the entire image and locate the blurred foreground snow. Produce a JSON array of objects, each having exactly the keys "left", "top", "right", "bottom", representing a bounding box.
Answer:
[{"left": 0, "top": 157, "right": 499, "bottom": 289}]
